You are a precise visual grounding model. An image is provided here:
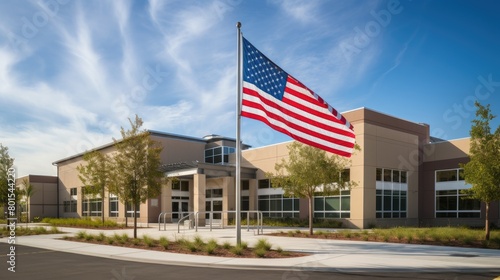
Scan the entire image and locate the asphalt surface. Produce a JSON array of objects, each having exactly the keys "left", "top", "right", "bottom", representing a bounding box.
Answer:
[{"left": 1, "top": 243, "right": 499, "bottom": 280}]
